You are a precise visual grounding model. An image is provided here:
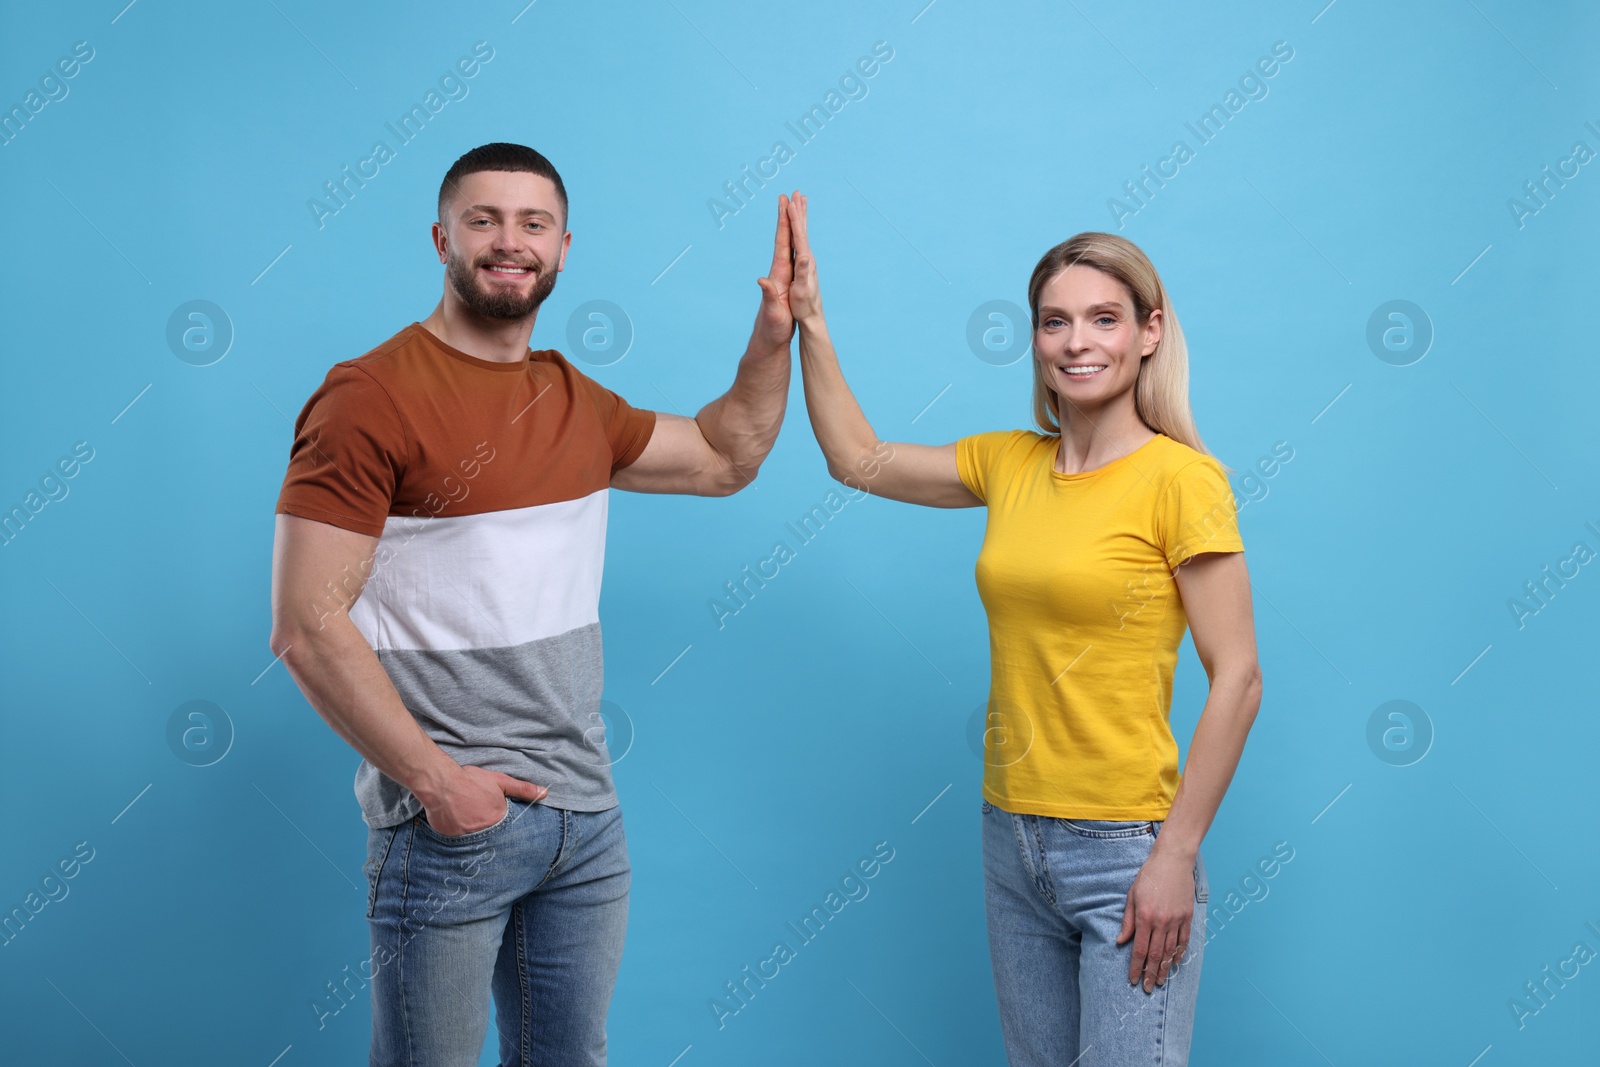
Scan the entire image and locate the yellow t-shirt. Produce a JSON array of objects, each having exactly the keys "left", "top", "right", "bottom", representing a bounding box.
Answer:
[{"left": 955, "top": 430, "right": 1244, "bottom": 820}]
